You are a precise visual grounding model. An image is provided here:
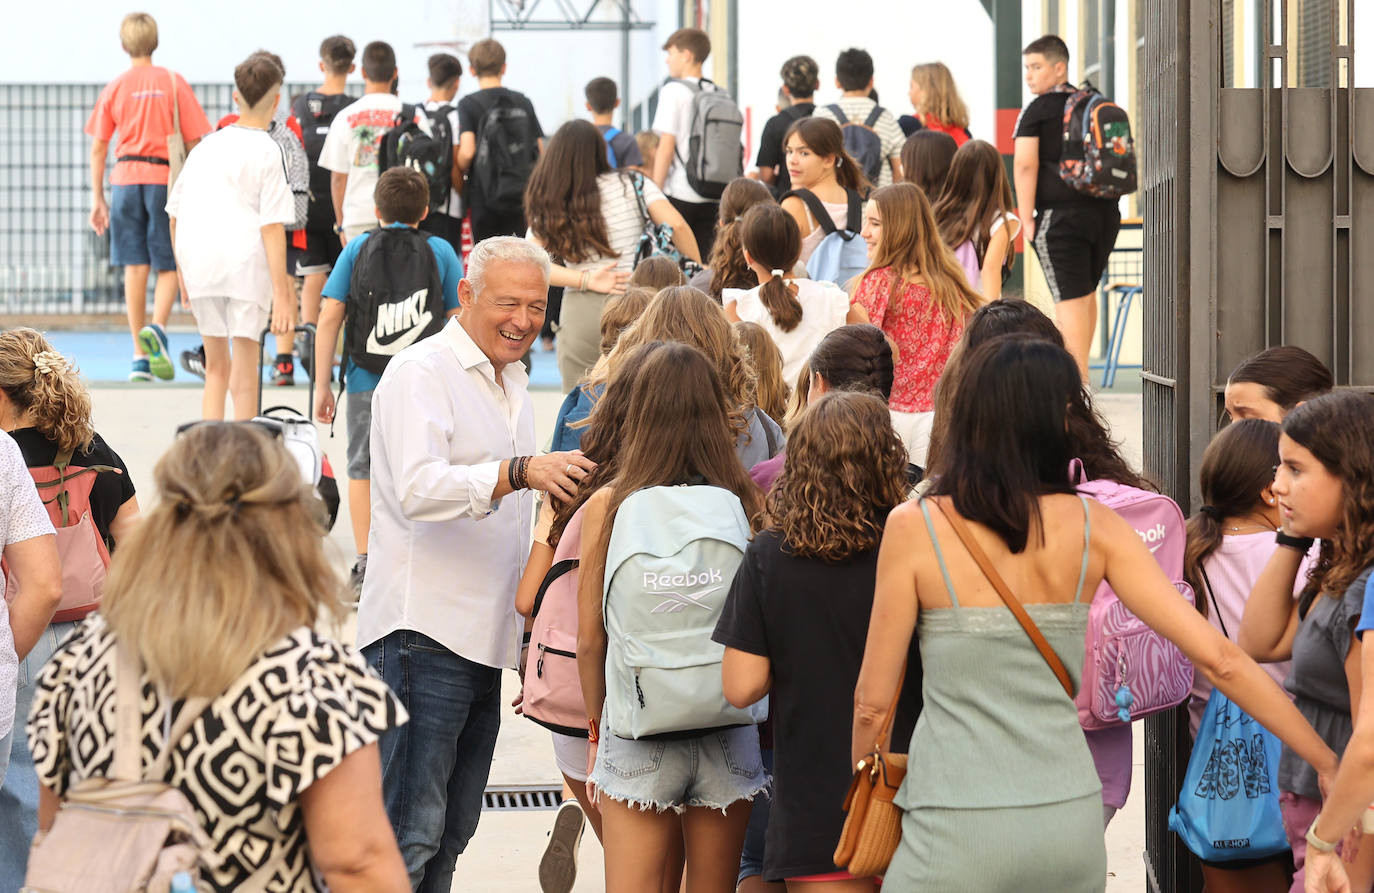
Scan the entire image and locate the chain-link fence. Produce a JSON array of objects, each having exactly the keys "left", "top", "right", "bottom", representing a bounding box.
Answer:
[{"left": 0, "top": 81, "right": 357, "bottom": 315}]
